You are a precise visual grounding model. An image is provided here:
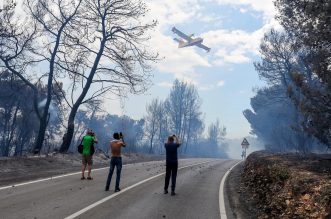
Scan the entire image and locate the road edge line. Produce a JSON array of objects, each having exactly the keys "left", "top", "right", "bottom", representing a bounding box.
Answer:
[
  {"left": 64, "top": 160, "right": 213, "bottom": 219},
  {"left": 0, "top": 167, "right": 109, "bottom": 191},
  {"left": 0, "top": 160, "right": 167, "bottom": 191},
  {"left": 219, "top": 160, "right": 243, "bottom": 219}
]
